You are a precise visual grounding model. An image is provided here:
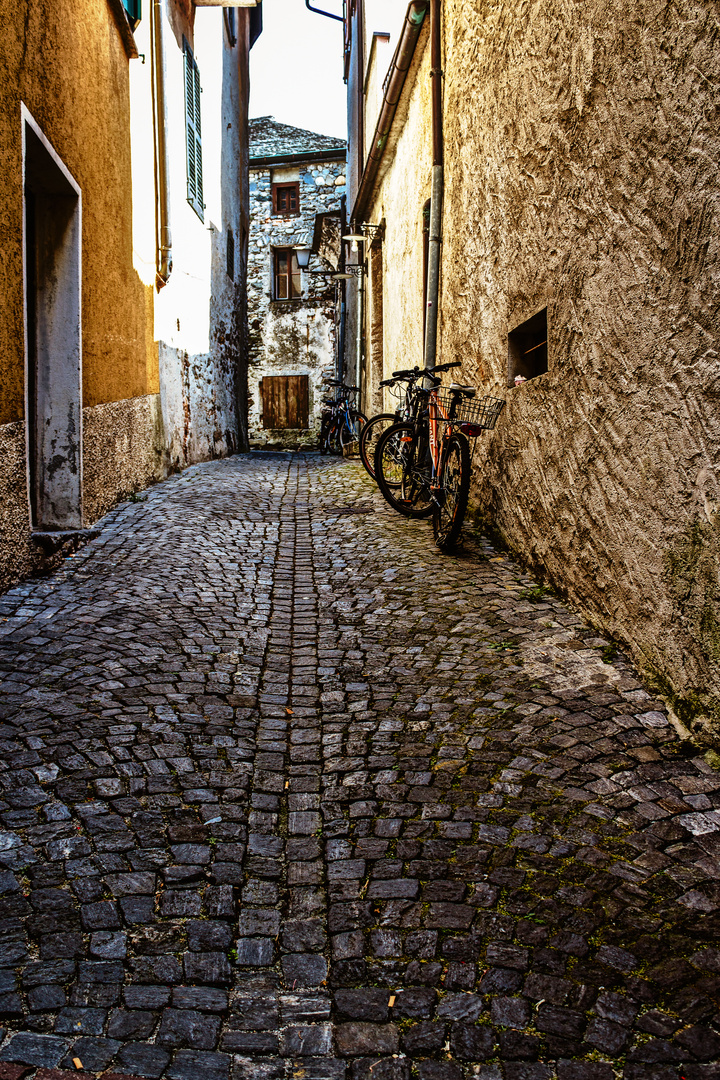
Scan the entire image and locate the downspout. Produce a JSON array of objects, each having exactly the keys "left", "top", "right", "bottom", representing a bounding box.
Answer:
[
  {"left": 357, "top": 265, "right": 363, "bottom": 399},
  {"left": 422, "top": 0, "right": 442, "bottom": 370},
  {"left": 338, "top": 196, "right": 347, "bottom": 382},
  {"left": 355, "top": 0, "right": 364, "bottom": 408},
  {"left": 152, "top": 0, "right": 172, "bottom": 288}
]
